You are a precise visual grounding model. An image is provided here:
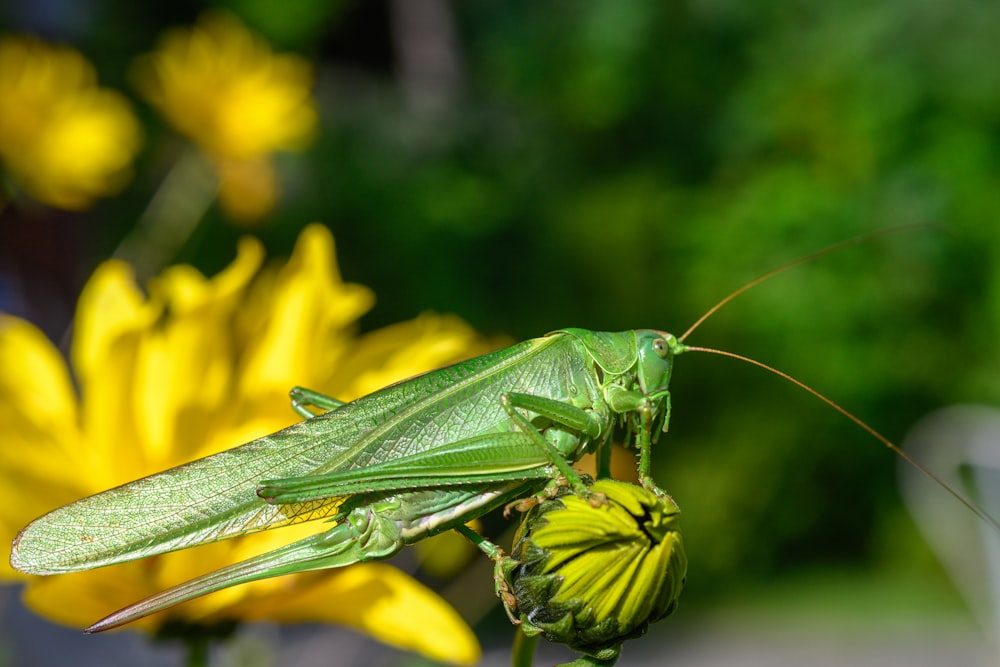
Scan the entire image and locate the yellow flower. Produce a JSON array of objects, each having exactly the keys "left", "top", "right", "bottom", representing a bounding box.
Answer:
[
  {"left": 132, "top": 12, "right": 317, "bottom": 221},
  {"left": 506, "top": 480, "right": 686, "bottom": 661},
  {"left": 0, "top": 224, "right": 492, "bottom": 665},
  {"left": 0, "top": 35, "right": 142, "bottom": 210}
]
